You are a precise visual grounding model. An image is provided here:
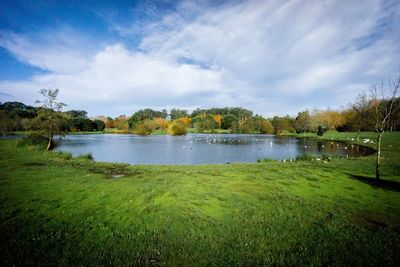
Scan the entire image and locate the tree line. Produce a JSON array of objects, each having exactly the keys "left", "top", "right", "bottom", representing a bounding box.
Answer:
[{"left": 1, "top": 93, "right": 399, "bottom": 138}]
